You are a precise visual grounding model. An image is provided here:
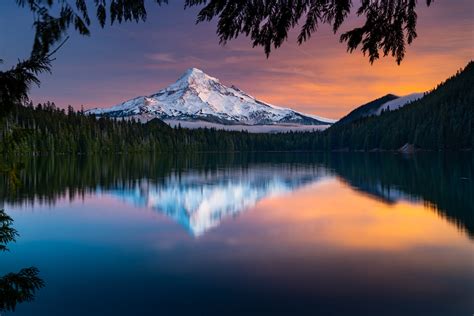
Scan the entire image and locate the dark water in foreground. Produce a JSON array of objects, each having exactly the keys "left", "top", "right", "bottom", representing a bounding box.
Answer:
[{"left": 1, "top": 153, "right": 473, "bottom": 316}]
